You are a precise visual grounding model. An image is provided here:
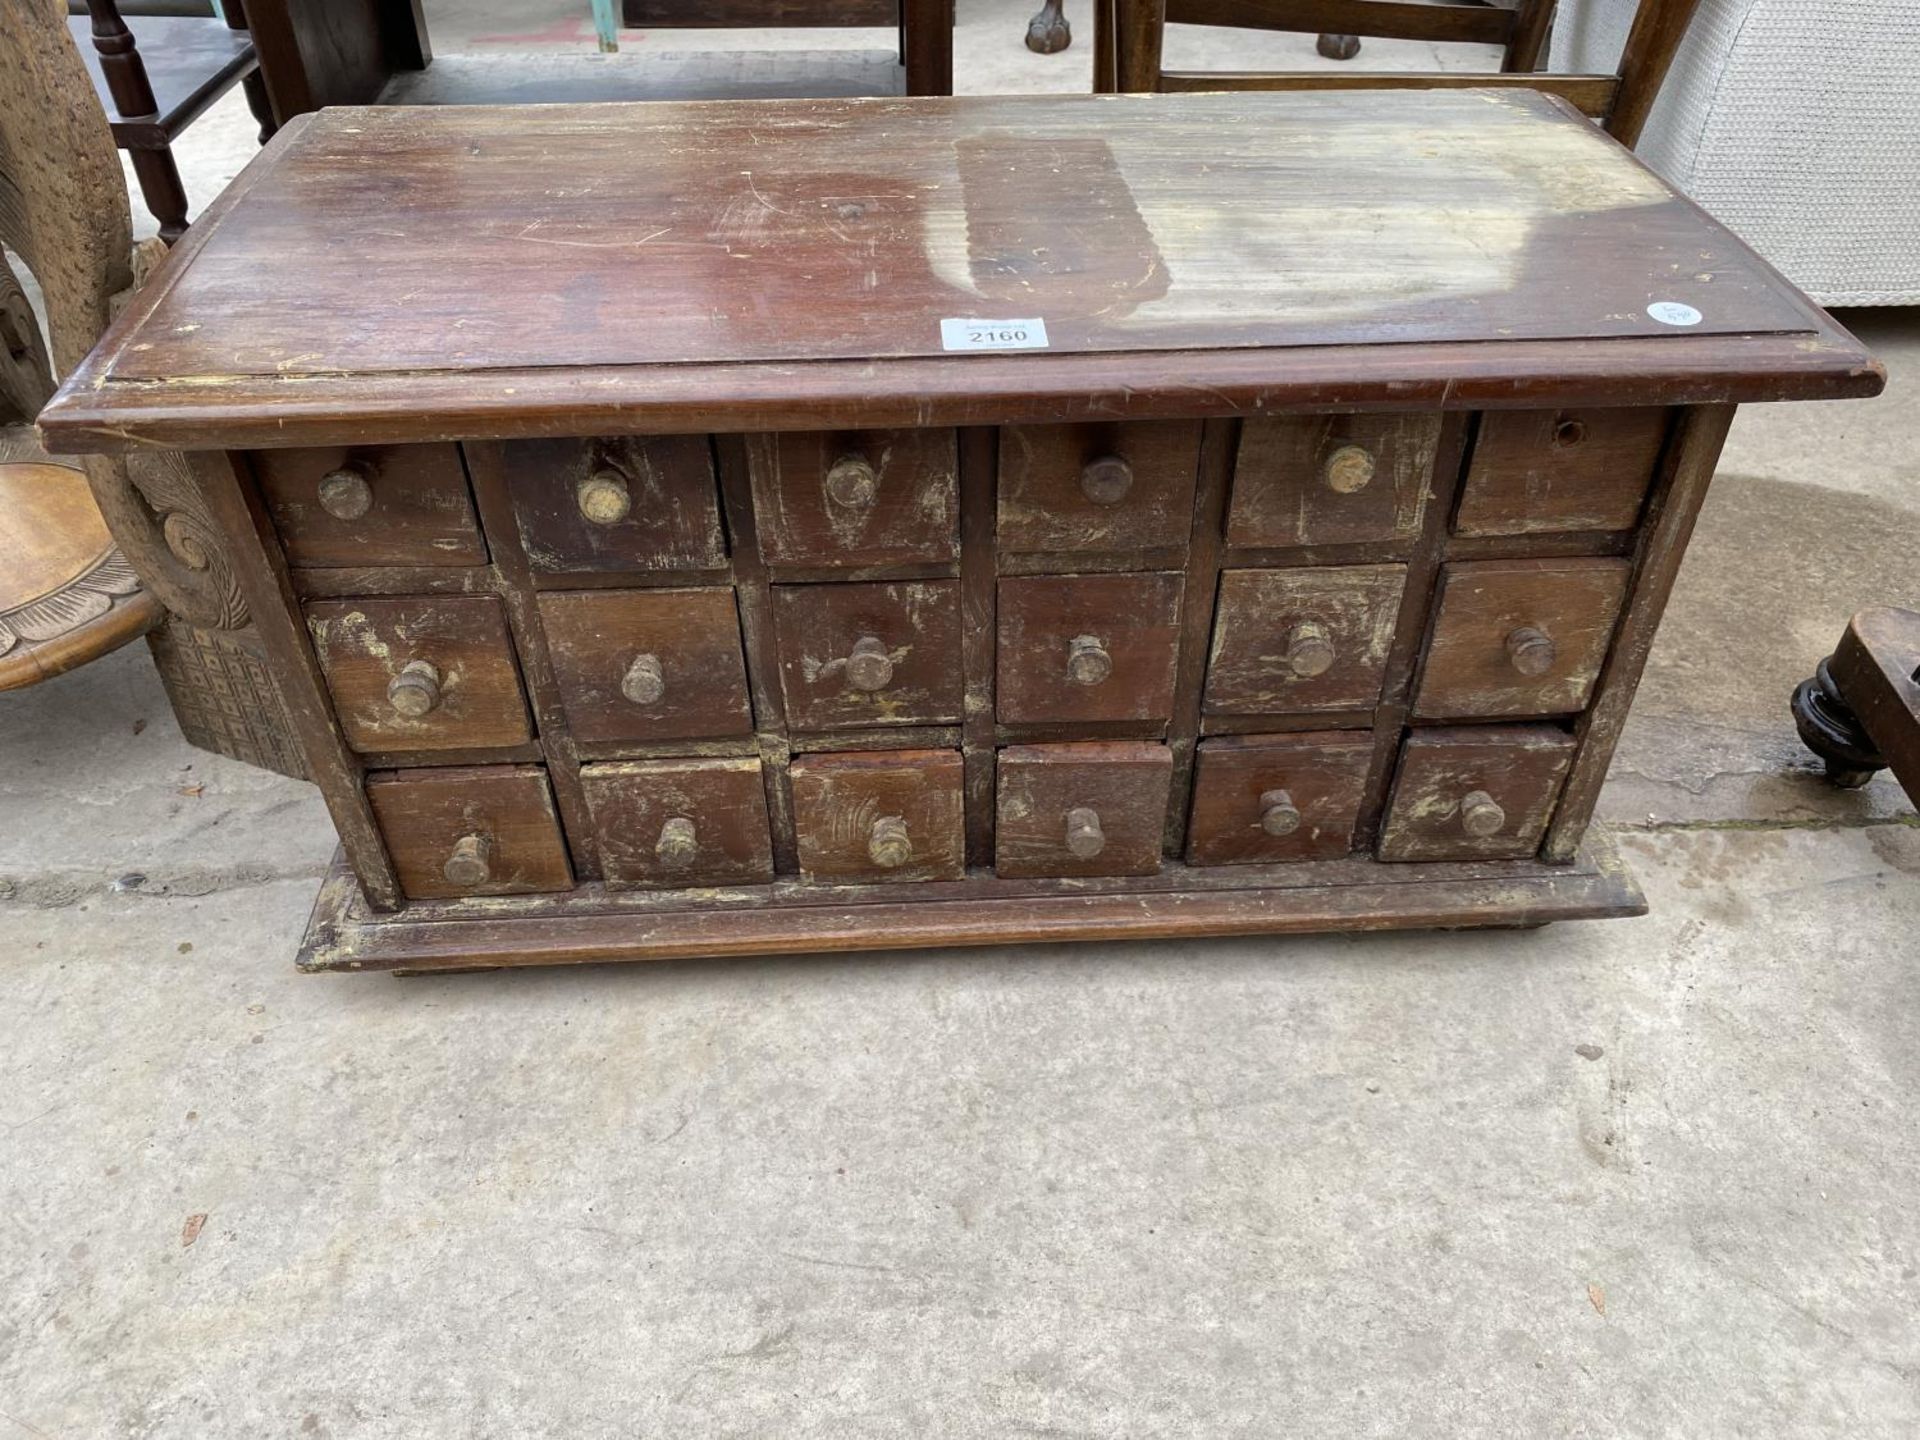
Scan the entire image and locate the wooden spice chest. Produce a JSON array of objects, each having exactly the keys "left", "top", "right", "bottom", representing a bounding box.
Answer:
[{"left": 39, "top": 91, "right": 1883, "bottom": 973}]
